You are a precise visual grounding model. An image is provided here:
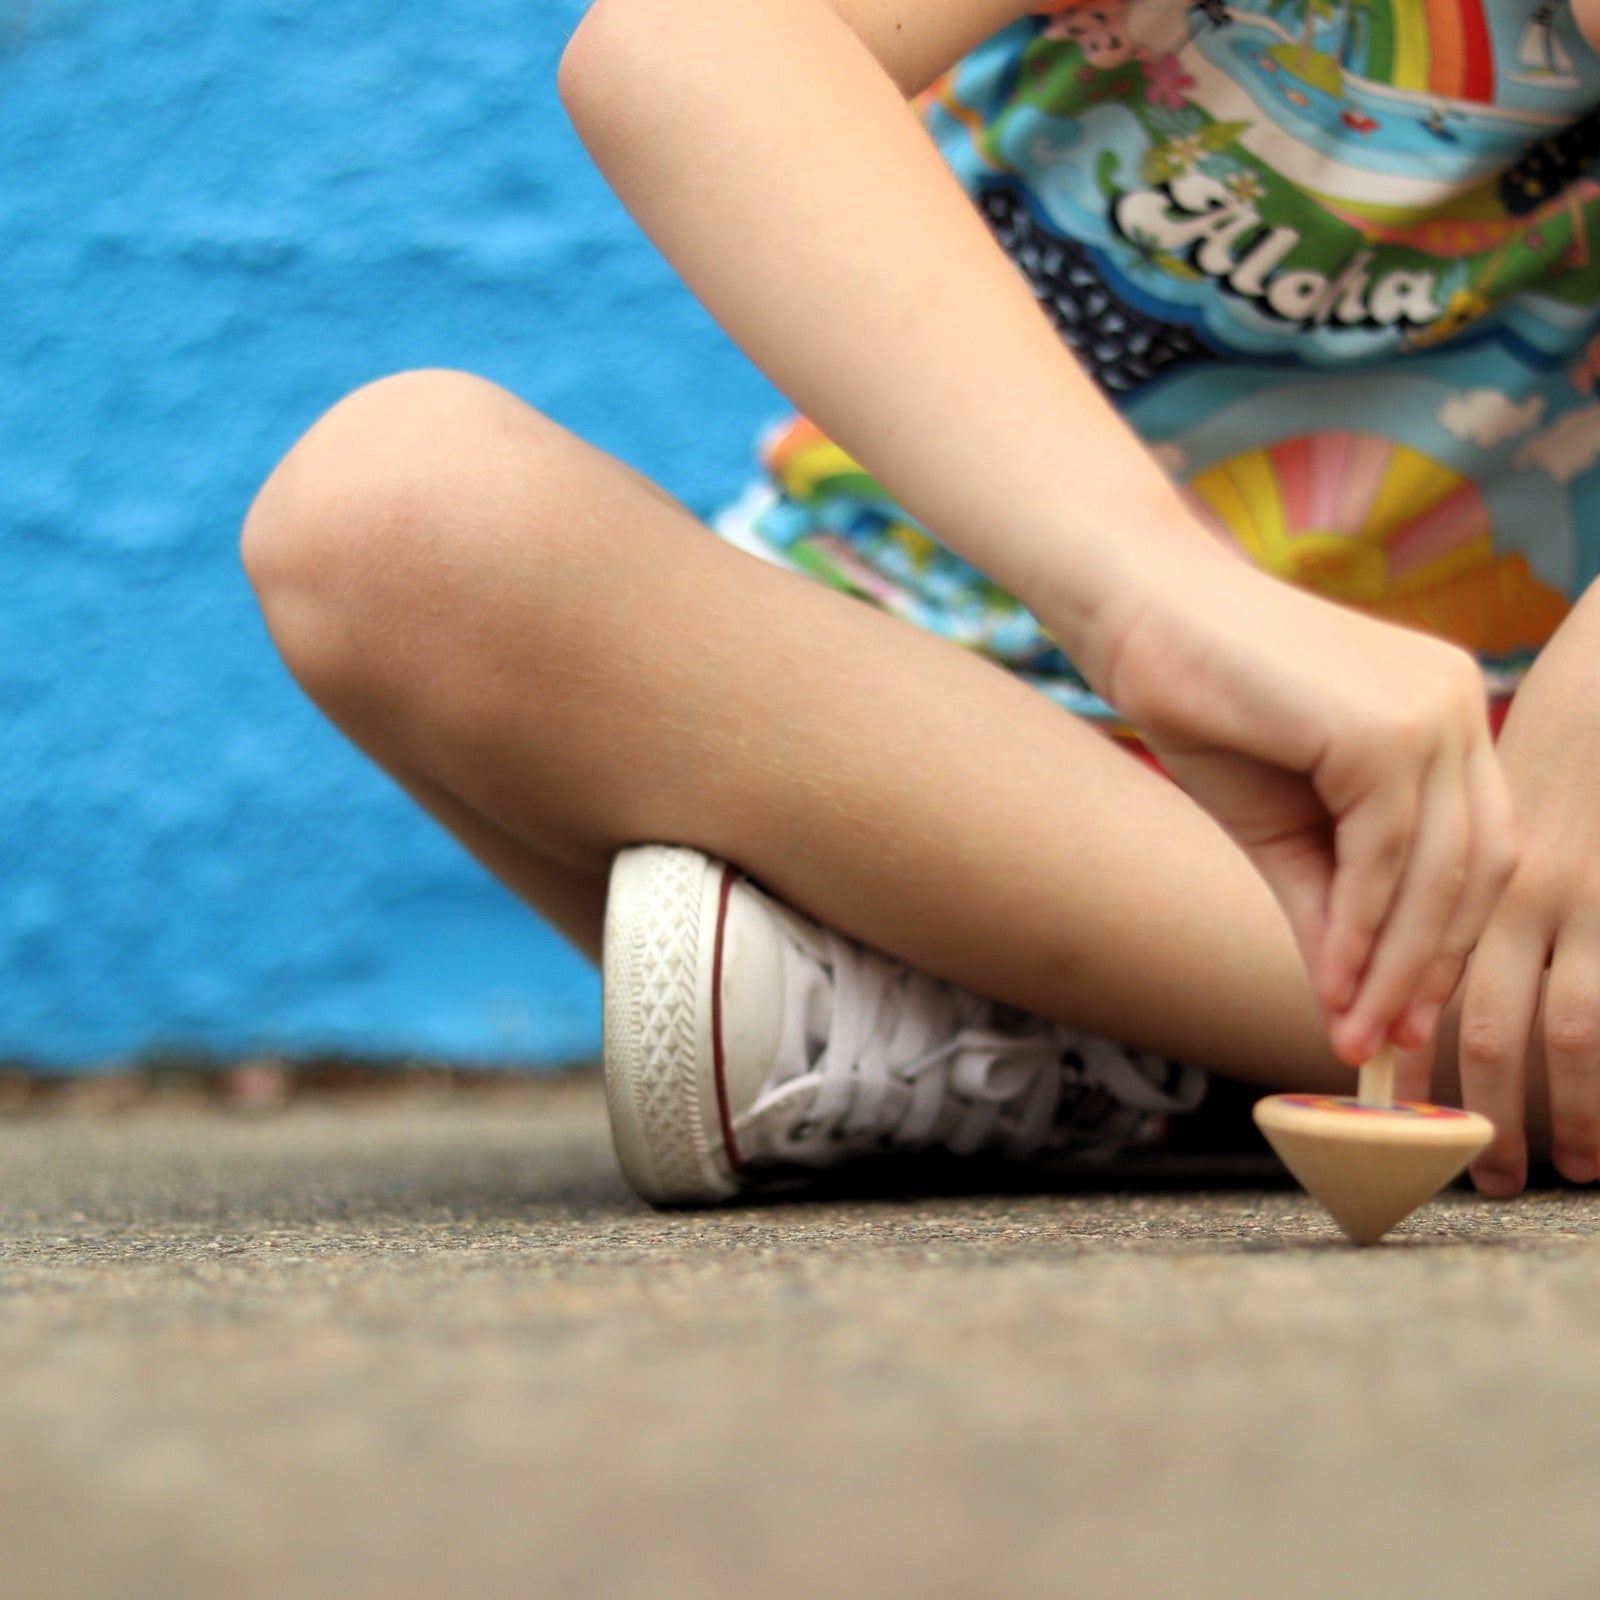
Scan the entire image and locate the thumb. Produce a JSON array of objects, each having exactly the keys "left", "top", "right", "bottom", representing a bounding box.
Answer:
[
  {"left": 1391, "top": 1037, "right": 1436, "bottom": 1103},
  {"left": 1248, "top": 825, "right": 1335, "bottom": 1021},
  {"left": 1151, "top": 744, "right": 1337, "bottom": 1022}
]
